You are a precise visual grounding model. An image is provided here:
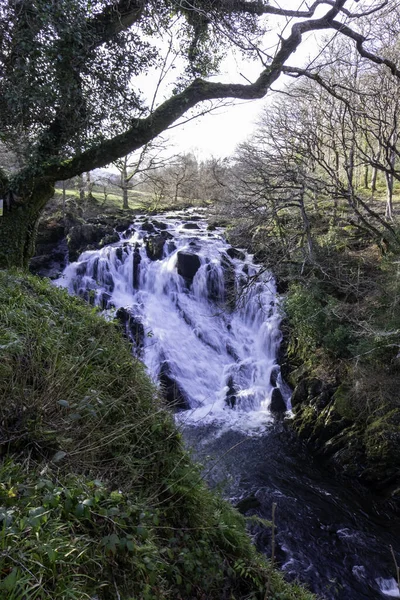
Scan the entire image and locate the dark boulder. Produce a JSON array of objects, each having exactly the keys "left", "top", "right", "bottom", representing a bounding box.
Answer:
[
  {"left": 145, "top": 235, "right": 165, "bottom": 261},
  {"left": 115, "top": 220, "right": 134, "bottom": 233},
  {"left": 98, "top": 291, "right": 112, "bottom": 310},
  {"left": 226, "top": 247, "right": 246, "bottom": 261},
  {"left": 67, "top": 223, "right": 116, "bottom": 261},
  {"left": 182, "top": 222, "right": 200, "bottom": 230},
  {"left": 270, "top": 367, "right": 280, "bottom": 388},
  {"left": 167, "top": 241, "right": 177, "bottom": 254},
  {"left": 29, "top": 238, "right": 68, "bottom": 279},
  {"left": 141, "top": 220, "right": 156, "bottom": 233},
  {"left": 151, "top": 220, "right": 168, "bottom": 230},
  {"left": 235, "top": 495, "right": 261, "bottom": 514},
  {"left": 221, "top": 253, "right": 236, "bottom": 309},
  {"left": 291, "top": 379, "right": 309, "bottom": 407},
  {"left": 225, "top": 375, "right": 237, "bottom": 408},
  {"left": 133, "top": 244, "right": 141, "bottom": 289},
  {"left": 116, "top": 308, "right": 144, "bottom": 355},
  {"left": 99, "top": 232, "right": 120, "bottom": 248},
  {"left": 206, "top": 264, "right": 224, "bottom": 303},
  {"left": 177, "top": 251, "right": 201, "bottom": 283},
  {"left": 159, "top": 362, "right": 188, "bottom": 410},
  {"left": 270, "top": 388, "right": 287, "bottom": 414}
]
